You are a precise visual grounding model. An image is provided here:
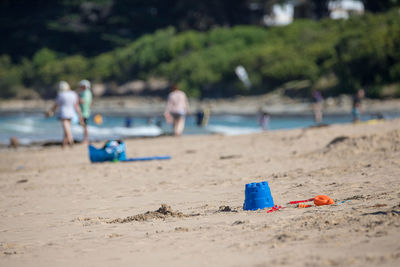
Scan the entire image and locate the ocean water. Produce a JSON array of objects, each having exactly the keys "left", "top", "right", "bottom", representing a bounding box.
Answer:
[{"left": 0, "top": 112, "right": 395, "bottom": 145}]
